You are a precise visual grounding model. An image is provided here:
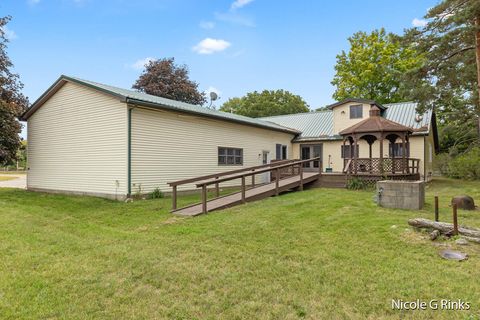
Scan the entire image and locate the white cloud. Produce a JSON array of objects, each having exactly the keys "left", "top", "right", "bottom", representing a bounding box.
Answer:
[
  {"left": 199, "top": 21, "right": 215, "bottom": 29},
  {"left": 1, "top": 26, "right": 17, "bottom": 40},
  {"left": 231, "top": 0, "right": 254, "bottom": 10},
  {"left": 215, "top": 12, "right": 255, "bottom": 27},
  {"left": 130, "top": 57, "right": 155, "bottom": 70},
  {"left": 193, "top": 38, "right": 231, "bottom": 55},
  {"left": 412, "top": 18, "right": 427, "bottom": 27}
]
